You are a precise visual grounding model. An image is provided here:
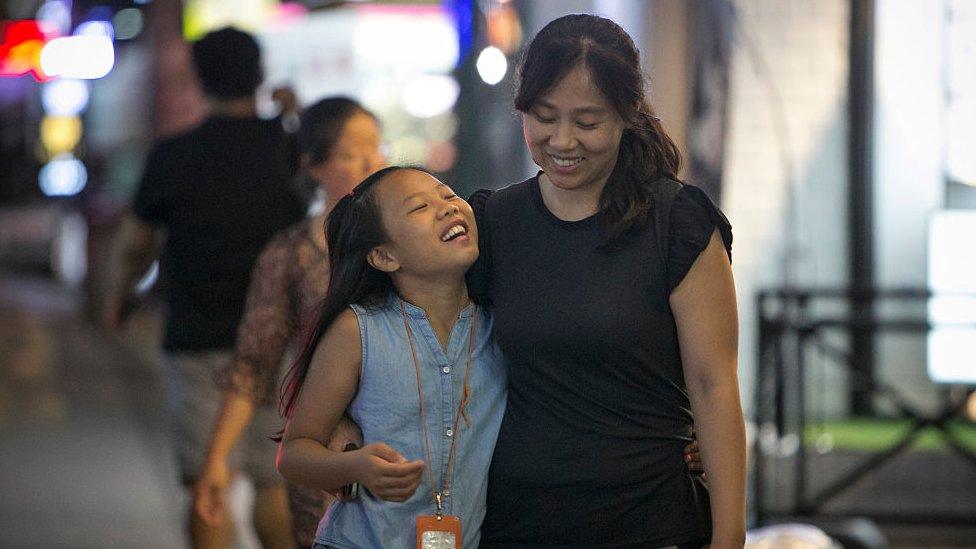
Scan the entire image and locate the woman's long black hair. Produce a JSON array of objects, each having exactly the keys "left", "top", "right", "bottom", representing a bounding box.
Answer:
[
  {"left": 277, "top": 166, "right": 419, "bottom": 422},
  {"left": 515, "top": 14, "right": 682, "bottom": 249}
]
